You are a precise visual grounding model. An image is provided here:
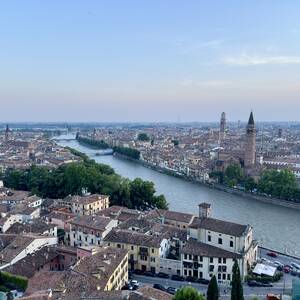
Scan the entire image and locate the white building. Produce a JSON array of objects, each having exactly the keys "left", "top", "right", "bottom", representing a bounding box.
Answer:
[
  {"left": 188, "top": 203, "right": 258, "bottom": 279},
  {"left": 69, "top": 215, "right": 117, "bottom": 247}
]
